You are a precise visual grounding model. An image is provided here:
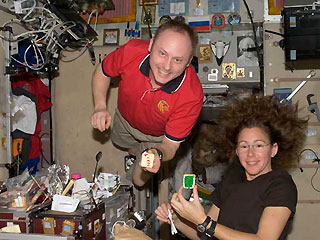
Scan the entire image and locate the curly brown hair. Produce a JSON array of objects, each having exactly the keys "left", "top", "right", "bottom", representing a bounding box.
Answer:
[{"left": 215, "top": 94, "right": 308, "bottom": 170}]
